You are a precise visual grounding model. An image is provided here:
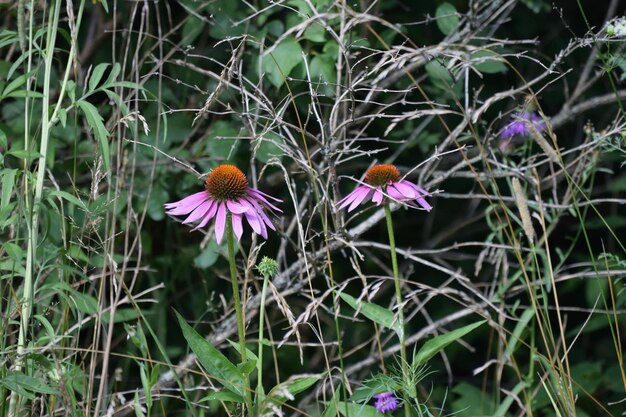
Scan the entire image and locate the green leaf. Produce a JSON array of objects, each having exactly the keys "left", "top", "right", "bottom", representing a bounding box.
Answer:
[
  {"left": 254, "top": 131, "right": 284, "bottom": 163},
  {"left": 339, "top": 292, "right": 401, "bottom": 335},
  {"left": 48, "top": 190, "right": 88, "bottom": 211},
  {"left": 6, "top": 149, "right": 41, "bottom": 162},
  {"left": 1, "top": 69, "right": 37, "bottom": 97},
  {"left": 267, "top": 374, "right": 321, "bottom": 403},
  {"left": 201, "top": 390, "right": 245, "bottom": 403},
  {"left": 472, "top": 51, "right": 507, "bottom": 74},
  {"left": 0, "top": 372, "right": 60, "bottom": 400},
  {"left": 70, "top": 291, "right": 99, "bottom": 315},
  {"left": 303, "top": 22, "right": 326, "bottom": 42},
  {"left": 77, "top": 100, "right": 110, "bottom": 171},
  {"left": 194, "top": 240, "right": 220, "bottom": 269},
  {"left": 88, "top": 63, "right": 110, "bottom": 92},
  {"left": 174, "top": 310, "right": 245, "bottom": 396},
  {"left": 413, "top": 320, "right": 485, "bottom": 367},
  {"left": 1, "top": 168, "right": 17, "bottom": 209},
  {"left": 203, "top": 120, "right": 240, "bottom": 162},
  {"left": 425, "top": 59, "right": 453, "bottom": 90},
  {"left": 336, "top": 401, "right": 379, "bottom": 417},
  {"left": 435, "top": 3, "right": 460, "bottom": 35},
  {"left": 262, "top": 37, "right": 304, "bottom": 88}
]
